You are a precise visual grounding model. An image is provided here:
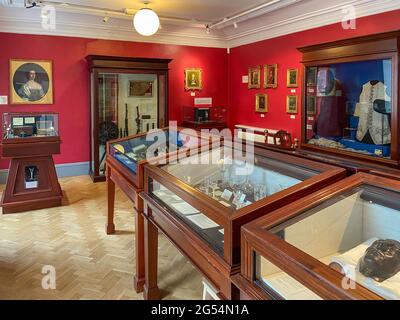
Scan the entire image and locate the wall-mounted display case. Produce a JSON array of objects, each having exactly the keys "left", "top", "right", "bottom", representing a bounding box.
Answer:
[
  {"left": 183, "top": 106, "right": 227, "bottom": 130},
  {"left": 299, "top": 31, "right": 400, "bottom": 170},
  {"left": 140, "top": 146, "right": 346, "bottom": 299},
  {"left": 0, "top": 112, "right": 62, "bottom": 214},
  {"left": 105, "top": 127, "right": 215, "bottom": 292},
  {"left": 234, "top": 173, "right": 400, "bottom": 300}
]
